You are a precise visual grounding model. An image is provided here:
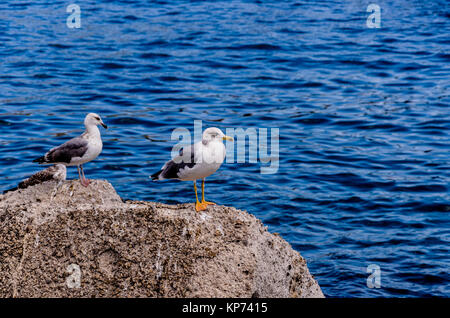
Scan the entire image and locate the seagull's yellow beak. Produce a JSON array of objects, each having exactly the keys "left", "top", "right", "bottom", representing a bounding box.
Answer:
[{"left": 223, "top": 135, "right": 233, "bottom": 141}]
